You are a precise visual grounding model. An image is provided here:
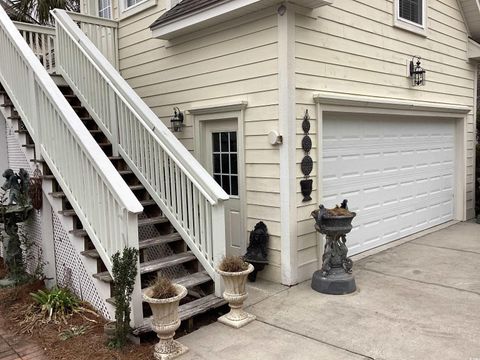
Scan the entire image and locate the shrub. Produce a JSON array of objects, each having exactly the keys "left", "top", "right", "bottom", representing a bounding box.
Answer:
[
  {"left": 149, "top": 276, "right": 177, "bottom": 299},
  {"left": 111, "top": 247, "right": 139, "bottom": 348},
  {"left": 219, "top": 256, "right": 249, "bottom": 272}
]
